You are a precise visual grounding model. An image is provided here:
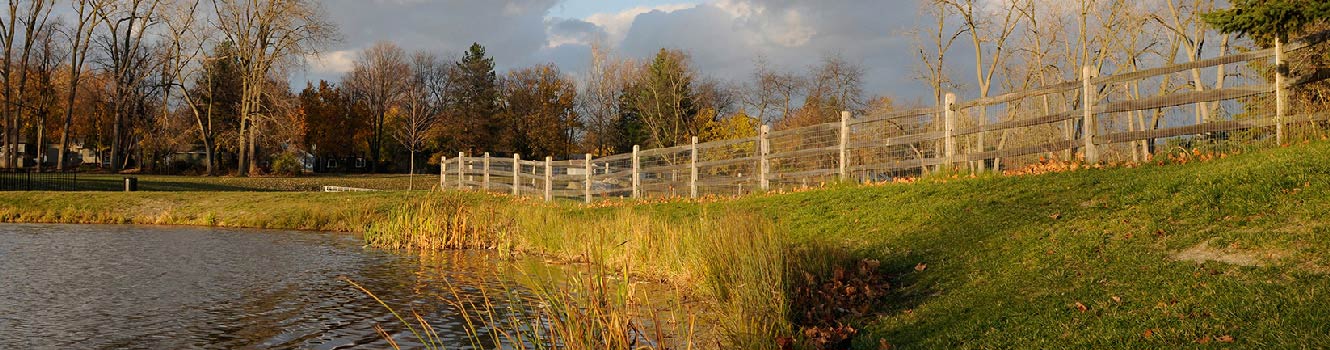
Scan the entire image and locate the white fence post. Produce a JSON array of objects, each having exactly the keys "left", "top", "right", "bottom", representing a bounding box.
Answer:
[
  {"left": 482, "top": 152, "right": 490, "bottom": 191},
  {"left": 690, "top": 136, "right": 698, "bottom": 198},
  {"left": 584, "top": 153, "right": 592, "bottom": 203},
  {"left": 1275, "top": 38, "right": 1286, "bottom": 145},
  {"left": 440, "top": 155, "right": 447, "bottom": 189},
  {"left": 944, "top": 93, "right": 957, "bottom": 169},
  {"left": 631, "top": 145, "right": 640, "bottom": 198},
  {"left": 759, "top": 124, "right": 770, "bottom": 192},
  {"left": 456, "top": 152, "right": 465, "bottom": 189},
  {"left": 512, "top": 153, "right": 520, "bottom": 196},
  {"left": 544, "top": 156, "right": 553, "bottom": 202},
  {"left": 839, "top": 111, "right": 850, "bottom": 181},
  {"left": 1082, "top": 66, "right": 1099, "bottom": 164}
]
